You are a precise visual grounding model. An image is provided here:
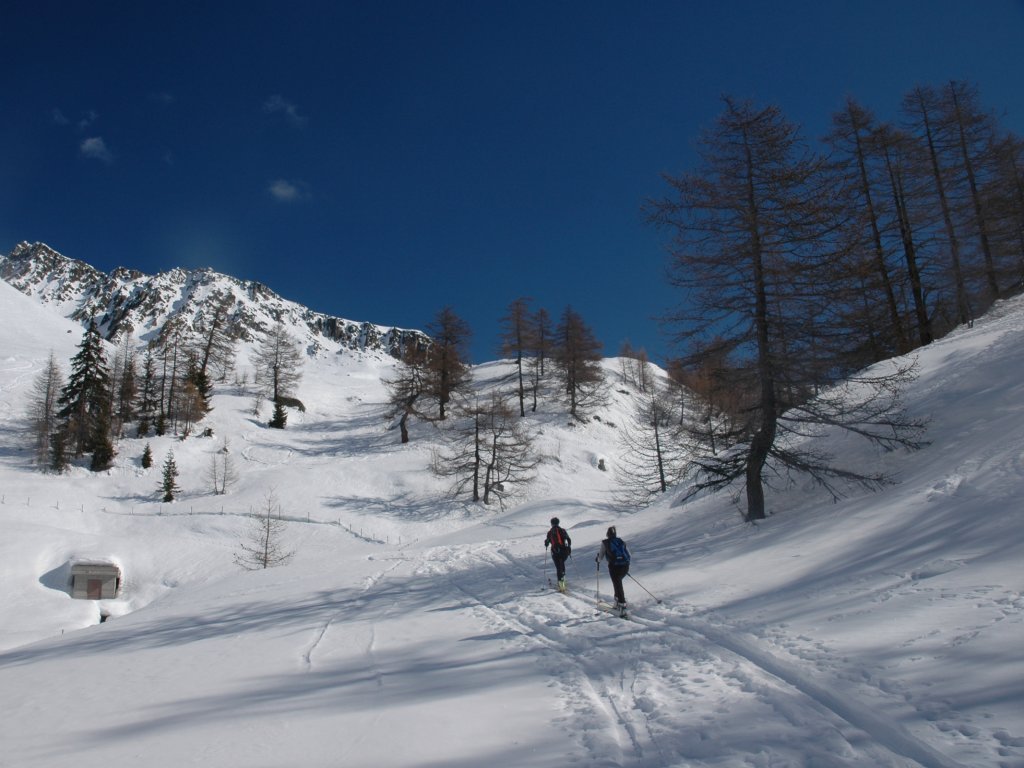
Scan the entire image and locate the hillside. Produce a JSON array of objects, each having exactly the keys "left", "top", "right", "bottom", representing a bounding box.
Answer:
[{"left": 0, "top": 277, "right": 1022, "bottom": 767}]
